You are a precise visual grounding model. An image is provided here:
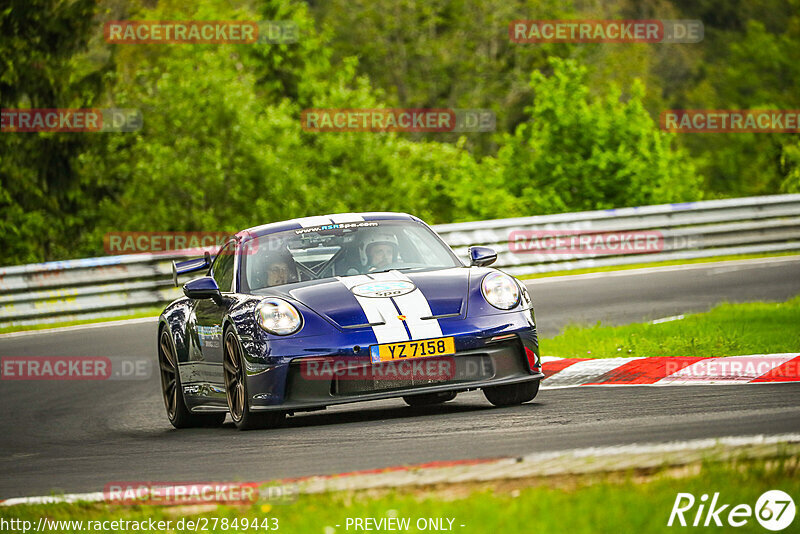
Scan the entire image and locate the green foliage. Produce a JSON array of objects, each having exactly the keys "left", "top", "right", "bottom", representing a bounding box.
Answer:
[
  {"left": 497, "top": 58, "right": 701, "bottom": 214},
  {"left": 0, "top": 0, "right": 110, "bottom": 263},
  {"left": 780, "top": 139, "right": 800, "bottom": 193},
  {"left": 679, "top": 11, "right": 800, "bottom": 196},
  {"left": 311, "top": 0, "right": 576, "bottom": 156},
  {"left": 82, "top": 0, "right": 501, "bottom": 248},
  {"left": 543, "top": 296, "right": 800, "bottom": 358},
  {"left": 2, "top": 0, "right": 799, "bottom": 265},
  {"left": 316, "top": 0, "right": 800, "bottom": 199}
]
